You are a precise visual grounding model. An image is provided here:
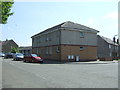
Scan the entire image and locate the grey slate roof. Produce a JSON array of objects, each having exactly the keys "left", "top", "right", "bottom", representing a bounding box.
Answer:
[
  {"left": 98, "top": 35, "right": 118, "bottom": 45},
  {"left": 0, "top": 40, "right": 17, "bottom": 46},
  {"left": 61, "top": 21, "right": 99, "bottom": 33},
  {"left": 32, "top": 21, "right": 99, "bottom": 38}
]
